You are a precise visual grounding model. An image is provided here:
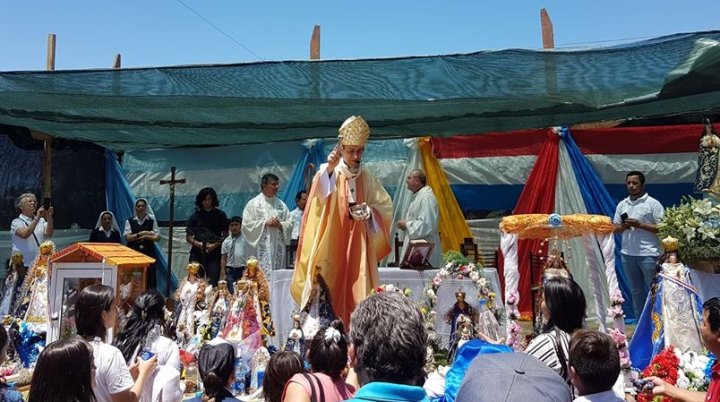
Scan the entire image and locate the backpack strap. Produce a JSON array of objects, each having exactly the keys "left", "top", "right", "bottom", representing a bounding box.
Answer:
[{"left": 302, "top": 373, "right": 326, "bottom": 402}]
